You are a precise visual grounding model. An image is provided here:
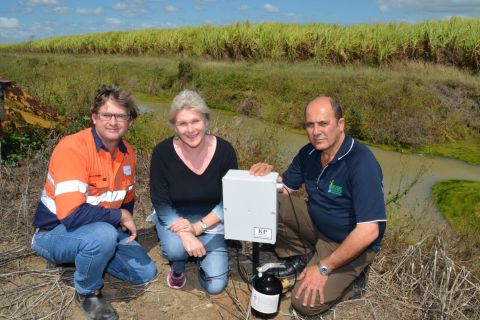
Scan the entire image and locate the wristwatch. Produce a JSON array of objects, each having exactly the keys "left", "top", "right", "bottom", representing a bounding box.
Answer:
[
  {"left": 199, "top": 219, "right": 208, "bottom": 232},
  {"left": 317, "top": 262, "right": 331, "bottom": 276}
]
